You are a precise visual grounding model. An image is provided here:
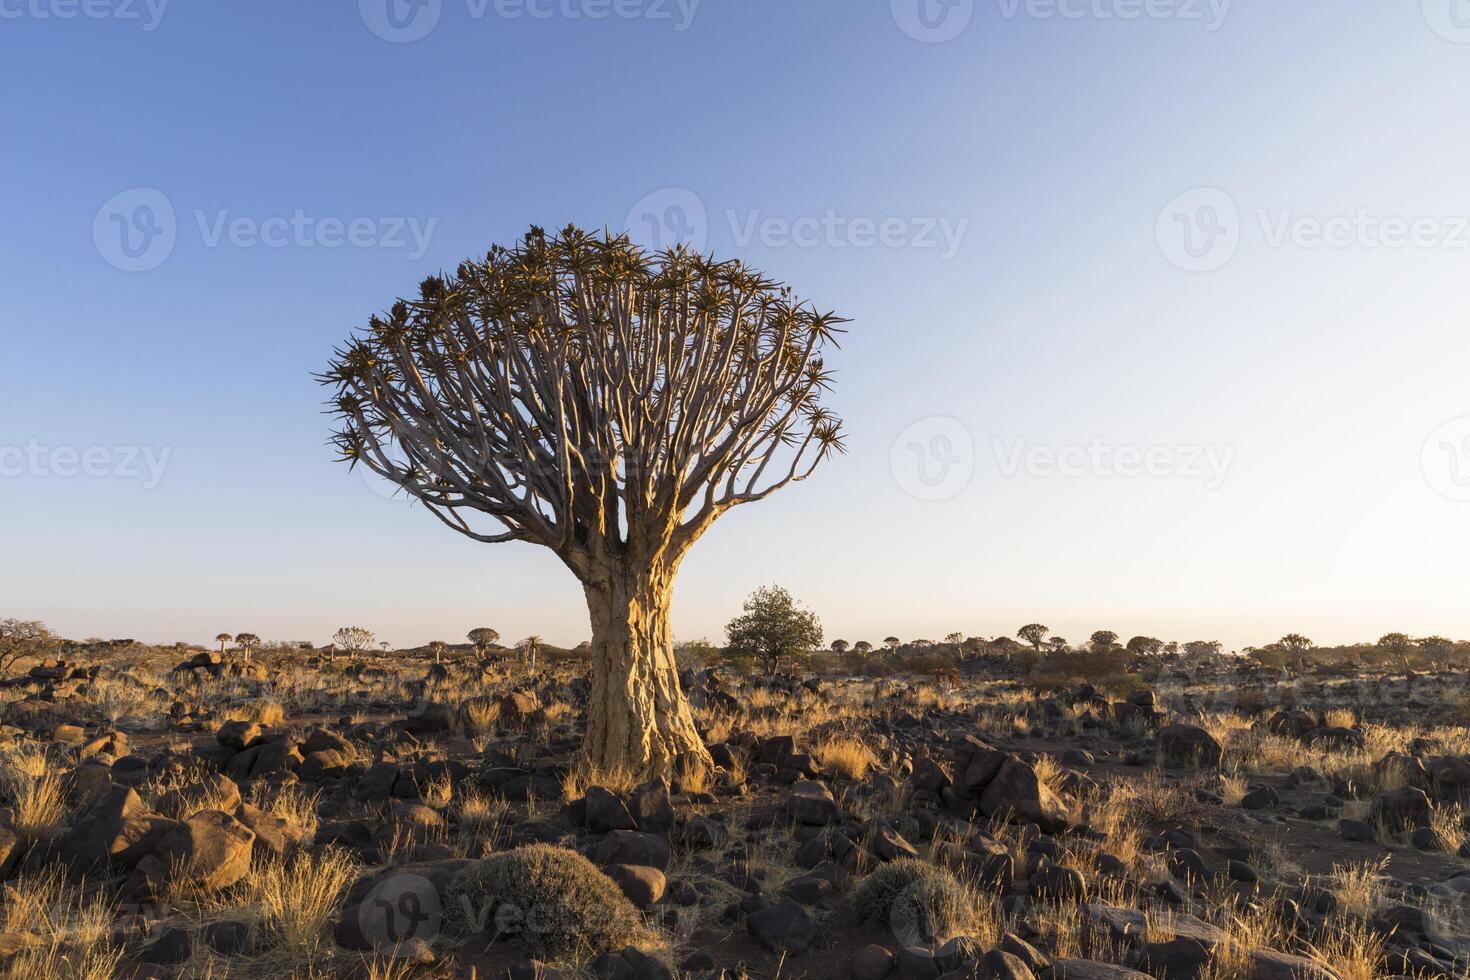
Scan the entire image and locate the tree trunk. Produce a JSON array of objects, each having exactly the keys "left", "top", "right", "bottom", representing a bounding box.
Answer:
[{"left": 584, "top": 569, "right": 711, "bottom": 775}]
